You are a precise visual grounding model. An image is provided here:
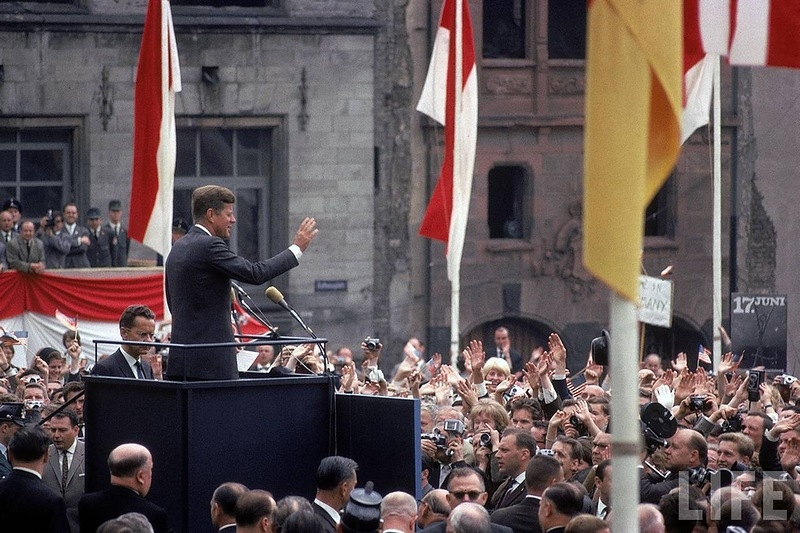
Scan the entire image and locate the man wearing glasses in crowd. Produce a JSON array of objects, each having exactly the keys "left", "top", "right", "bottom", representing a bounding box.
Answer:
[{"left": 91, "top": 305, "right": 156, "bottom": 380}]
